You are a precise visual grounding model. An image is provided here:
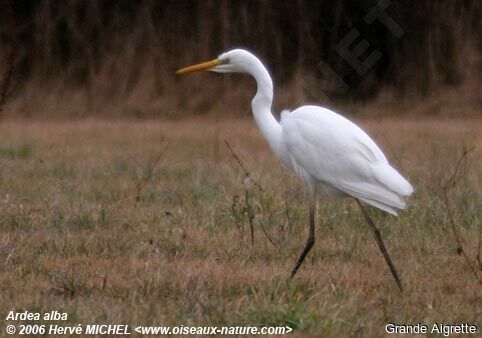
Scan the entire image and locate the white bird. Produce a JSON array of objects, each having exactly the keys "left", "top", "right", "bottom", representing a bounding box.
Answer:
[{"left": 177, "top": 49, "right": 413, "bottom": 292}]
